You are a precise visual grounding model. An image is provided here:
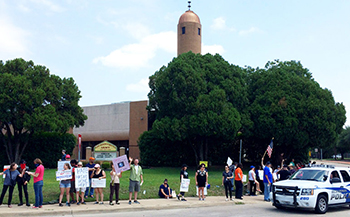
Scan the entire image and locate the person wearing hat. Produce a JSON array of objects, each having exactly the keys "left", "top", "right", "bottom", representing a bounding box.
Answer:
[
  {"left": 158, "top": 179, "right": 172, "bottom": 199},
  {"left": 84, "top": 157, "right": 96, "bottom": 198},
  {"left": 91, "top": 164, "right": 106, "bottom": 204},
  {"left": 177, "top": 164, "right": 188, "bottom": 201},
  {"left": 248, "top": 166, "right": 257, "bottom": 196},
  {"left": 263, "top": 161, "right": 273, "bottom": 201}
]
